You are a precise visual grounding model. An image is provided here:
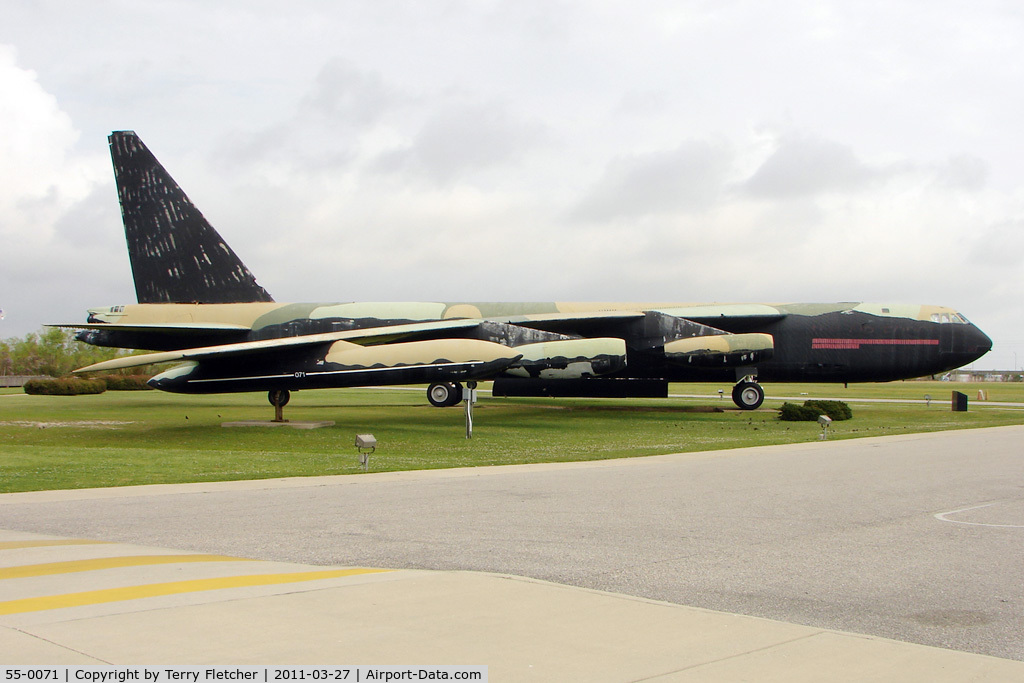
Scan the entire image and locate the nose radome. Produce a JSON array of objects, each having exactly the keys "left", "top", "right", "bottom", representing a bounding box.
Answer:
[
  {"left": 951, "top": 324, "right": 993, "bottom": 367},
  {"left": 937, "top": 321, "right": 992, "bottom": 373},
  {"left": 969, "top": 324, "right": 993, "bottom": 358}
]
